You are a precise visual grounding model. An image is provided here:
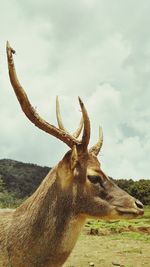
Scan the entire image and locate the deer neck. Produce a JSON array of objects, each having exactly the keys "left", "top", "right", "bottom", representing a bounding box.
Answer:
[{"left": 8, "top": 166, "right": 86, "bottom": 267}]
